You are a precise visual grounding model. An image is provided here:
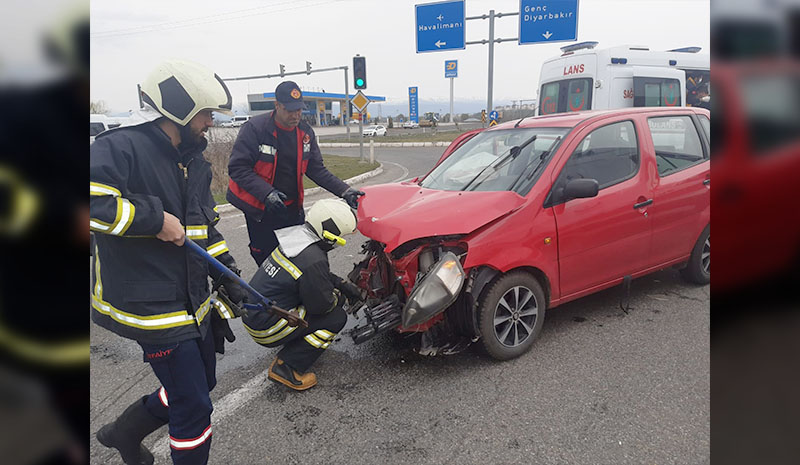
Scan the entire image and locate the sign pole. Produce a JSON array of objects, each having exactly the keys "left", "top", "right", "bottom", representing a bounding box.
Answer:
[
  {"left": 344, "top": 67, "right": 351, "bottom": 140},
  {"left": 358, "top": 114, "right": 364, "bottom": 162},
  {"left": 449, "top": 77, "right": 454, "bottom": 126},
  {"left": 487, "top": 9, "right": 495, "bottom": 115}
]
